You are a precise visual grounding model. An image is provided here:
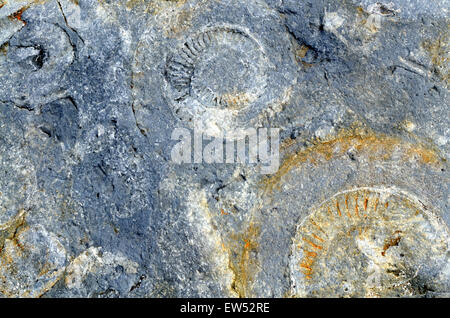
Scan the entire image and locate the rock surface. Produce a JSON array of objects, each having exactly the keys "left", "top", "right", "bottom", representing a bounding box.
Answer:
[{"left": 0, "top": 0, "right": 448, "bottom": 297}]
